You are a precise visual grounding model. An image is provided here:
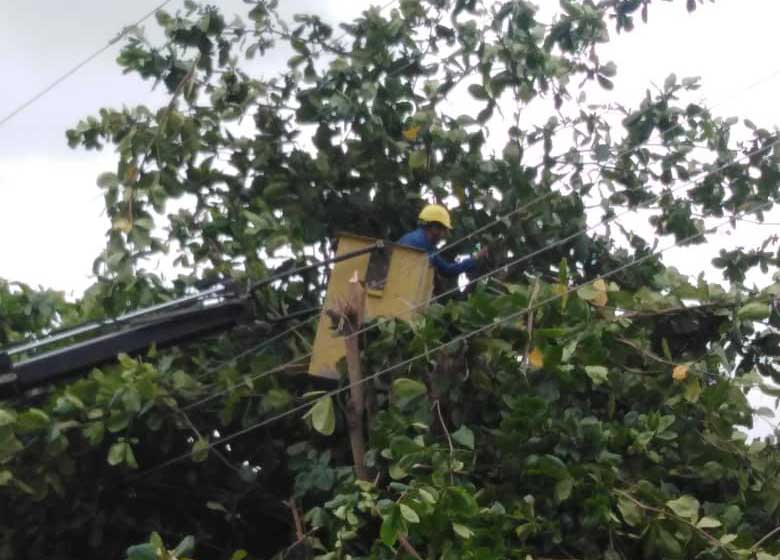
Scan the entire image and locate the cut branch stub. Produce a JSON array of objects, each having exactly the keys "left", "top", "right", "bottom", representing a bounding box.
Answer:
[{"left": 325, "top": 270, "right": 366, "bottom": 336}]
